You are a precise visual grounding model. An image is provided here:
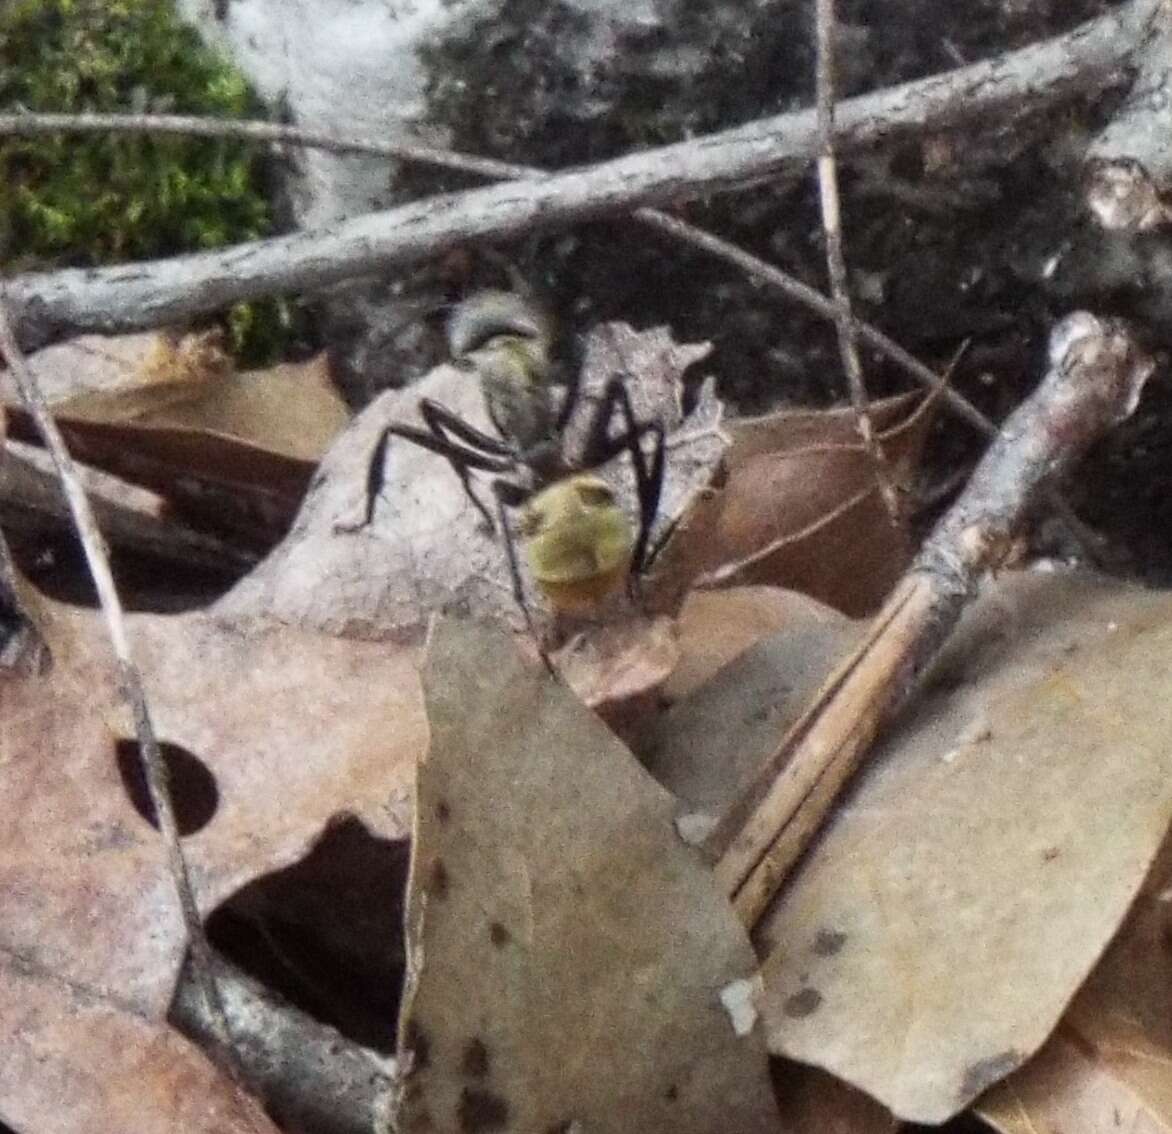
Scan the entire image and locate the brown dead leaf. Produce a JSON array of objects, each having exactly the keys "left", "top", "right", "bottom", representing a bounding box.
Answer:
[
  {"left": 0, "top": 582, "right": 422, "bottom": 1125},
  {"left": 651, "top": 392, "right": 931, "bottom": 617},
  {"left": 6, "top": 333, "right": 349, "bottom": 536},
  {"left": 977, "top": 1026, "right": 1172, "bottom": 1134},
  {"left": 754, "top": 568, "right": 1172, "bottom": 1123},
  {"left": 665, "top": 585, "right": 861, "bottom": 702},
  {"left": 553, "top": 611, "right": 680, "bottom": 734},
  {"left": 772, "top": 1061, "right": 901, "bottom": 1134},
  {"left": 0, "top": 439, "right": 256, "bottom": 574},
  {"left": 395, "top": 617, "right": 780, "bottom": 1134},
  {"left": 977, "top": 829, "right": 1172, "bottom": 1133},
  {"left": 0, "top": 963, "right": 279, "bottom": 1134}
]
